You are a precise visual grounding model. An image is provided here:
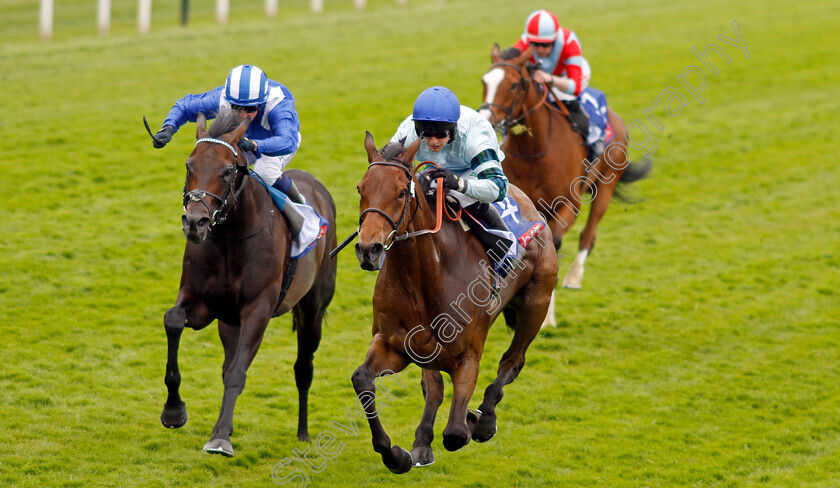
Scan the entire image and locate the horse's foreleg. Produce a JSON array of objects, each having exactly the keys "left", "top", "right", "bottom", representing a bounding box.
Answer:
[
  {"left": 161, "top": 304, "right": 188, "bottom": 428},
  {"left": 442, "top": 357, "right": 480, "bottom": 452},
  {"left": 292, "top": 301, "right": 325, "bottom": 442},
  {"left": 204, "top": 299, "right": 272, "bottom": 457},
  {"left": 351, "top": 335, "right": 412, "bottom": 474},
  {"left": 411, "top": 369, "right": 444, "bottom": 467},
  {"left": 161, "top": 295, "right": 211, "bottom": 429}
]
